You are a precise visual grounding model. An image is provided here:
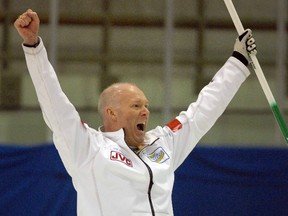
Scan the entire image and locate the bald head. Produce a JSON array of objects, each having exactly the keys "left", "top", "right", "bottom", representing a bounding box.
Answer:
[{"left": 98, "top": 82, "right": 144, "bottom": 121}]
